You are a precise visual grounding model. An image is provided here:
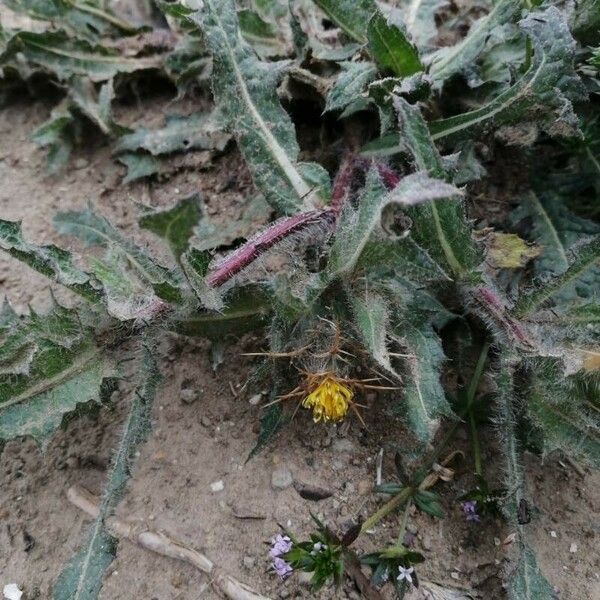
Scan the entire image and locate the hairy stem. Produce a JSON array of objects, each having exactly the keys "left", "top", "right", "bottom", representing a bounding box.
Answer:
[
  {"left": 360, "top": 487, "right": 414, "bottom": 533},
  {"left": 206, "top": 209, "right": 335, "bottom": 287}
]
